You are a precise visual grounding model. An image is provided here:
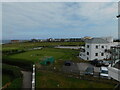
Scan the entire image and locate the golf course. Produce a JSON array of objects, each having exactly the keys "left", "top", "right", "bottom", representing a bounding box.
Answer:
[{"left": 2, "top": 41, "right": 118, "bottom": 88}]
